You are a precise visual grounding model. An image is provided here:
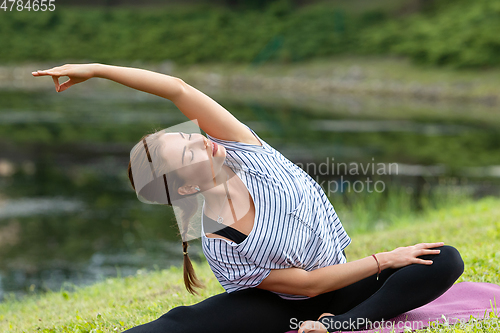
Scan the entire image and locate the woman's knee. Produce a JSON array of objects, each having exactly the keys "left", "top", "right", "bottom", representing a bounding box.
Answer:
[
  {"left": 432, "top": 245, "right": 464, "bottom": 280},
  {"left": 121, "top": 306, "right": 194, "bottom": 333},
  {"left": 159, "top": 305, "right": 192, "bottom": 321},
  {"left": 156, "top": 305, "right": 198, "bottom": 331}
]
